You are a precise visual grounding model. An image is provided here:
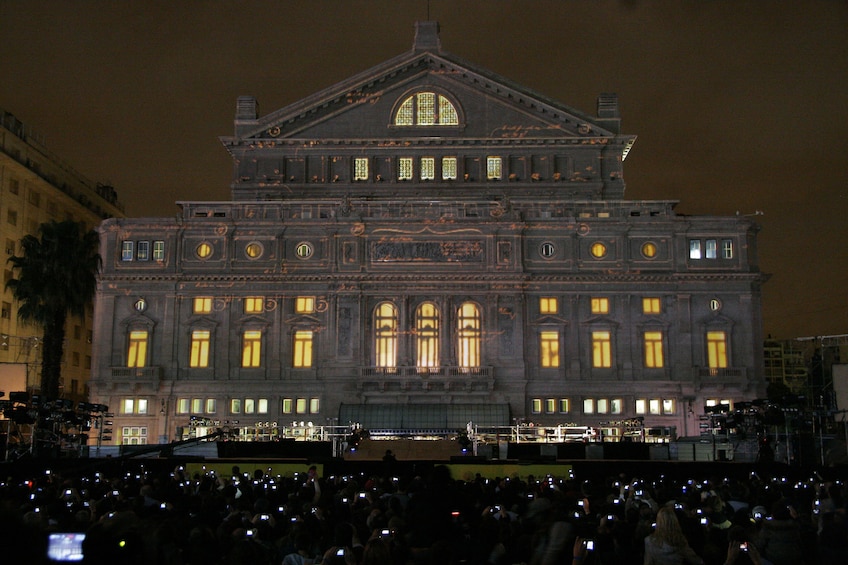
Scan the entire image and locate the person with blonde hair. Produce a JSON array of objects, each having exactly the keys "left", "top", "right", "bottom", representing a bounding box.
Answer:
[{"left": 644, "top": 506, "right": 704, "bottom": 565}]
